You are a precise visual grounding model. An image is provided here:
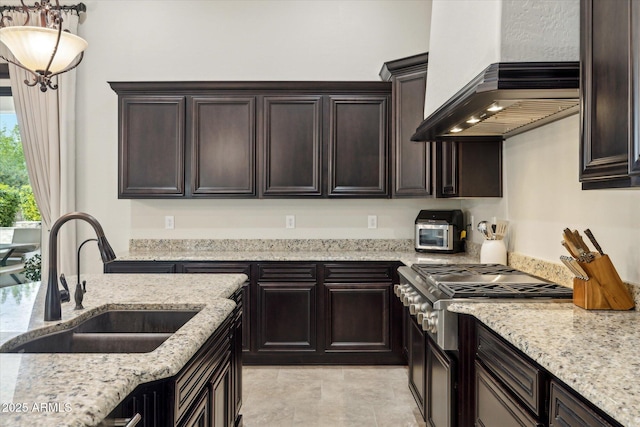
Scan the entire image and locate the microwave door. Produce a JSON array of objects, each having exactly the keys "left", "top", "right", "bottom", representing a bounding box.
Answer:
[{"left": 417, "top": 225, "right": 451, "bottom": 250}]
